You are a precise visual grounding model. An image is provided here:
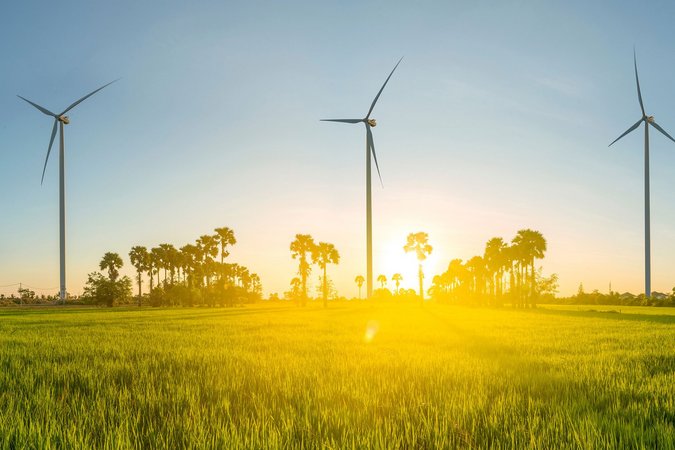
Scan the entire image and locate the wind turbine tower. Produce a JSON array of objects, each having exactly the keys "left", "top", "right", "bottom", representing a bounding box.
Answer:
[
  {"left": 322, "top": 58, "right": 402, "bottom": 300},
  {"left": 609, "top": 51, "right": 675, "bottom": 298},
  {"left": 18, "top": 80, "right": 117, "bottom": 303}
]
